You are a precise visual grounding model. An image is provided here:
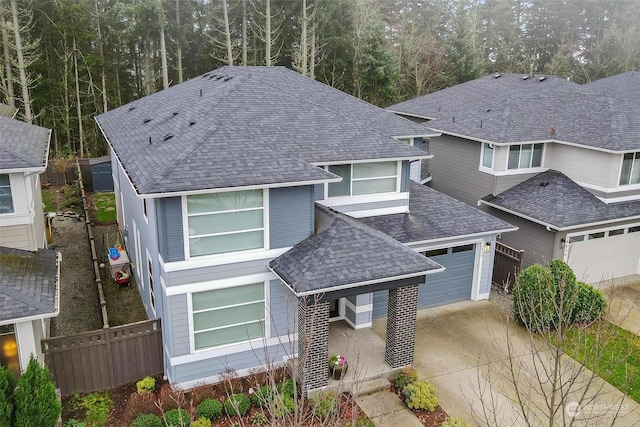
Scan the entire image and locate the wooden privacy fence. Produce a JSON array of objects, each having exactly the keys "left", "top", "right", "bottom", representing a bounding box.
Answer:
[
  {"left": 41, "top": 319, "right": 163, "bottom": 396},
  {"left": 41, "top": 158, "right": 92, "bottom": 188},
  {"left": 492, "top": 242, "right": 524, "bottom": 292}
]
